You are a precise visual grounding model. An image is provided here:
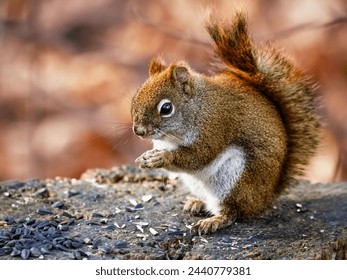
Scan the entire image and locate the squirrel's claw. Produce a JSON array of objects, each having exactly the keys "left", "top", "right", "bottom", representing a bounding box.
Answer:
[
  {"left": 184, "top": 197, "right": 206, "bottom": 215},
  {"left": 191, "top": 214, "right": 235, "bottom": 235},
  {"left": 192, "top": 216, "right": 222, "bottom": 235}
]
